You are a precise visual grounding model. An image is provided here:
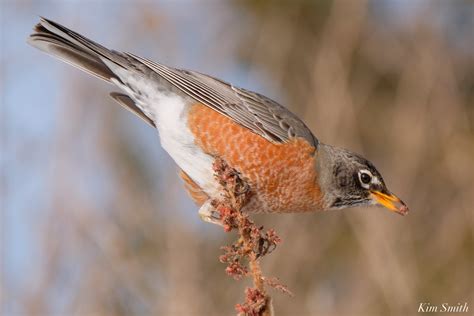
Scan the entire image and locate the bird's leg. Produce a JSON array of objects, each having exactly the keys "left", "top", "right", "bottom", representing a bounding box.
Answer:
[{"left": 198, "top": 200, "right": 223, "bottom": 226}]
